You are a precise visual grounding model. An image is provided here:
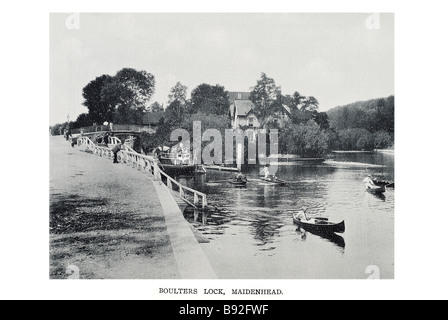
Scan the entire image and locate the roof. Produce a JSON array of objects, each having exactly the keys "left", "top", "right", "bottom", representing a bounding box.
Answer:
[
  {"left": 228, "top": 92, "right": 251, "bottom": 104},
  {"left": 142, "top": 112, "right": 164, "bottom": 125},
  {"left": 234, "top": 100, "right": 256, "bottom": 117}
]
